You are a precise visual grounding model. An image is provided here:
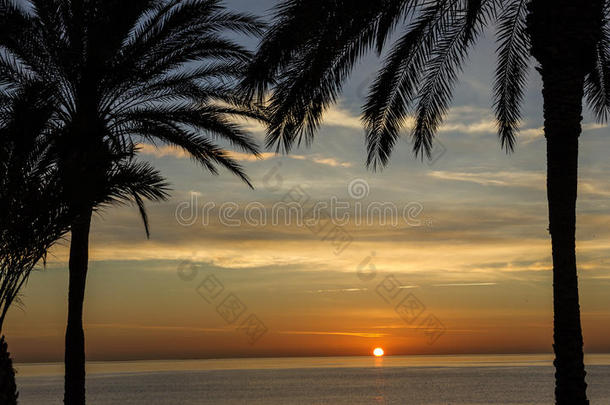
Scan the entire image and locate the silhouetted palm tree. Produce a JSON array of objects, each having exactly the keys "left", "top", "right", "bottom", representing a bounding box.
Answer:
[
  {"left": 0, "top": 80, "right": 175, "bottom": 403},
  {"left": 0, "top": 83, "right": 69, "bottom": 334},
  {"left": 243, "top": 1, "right": 609, "bottom": 404},
  {"left": 1, "top": 1, "right": 264, "bottom": 403},
  {"left": 0, "top": 81, "right": 71, "bottom": 405}
]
